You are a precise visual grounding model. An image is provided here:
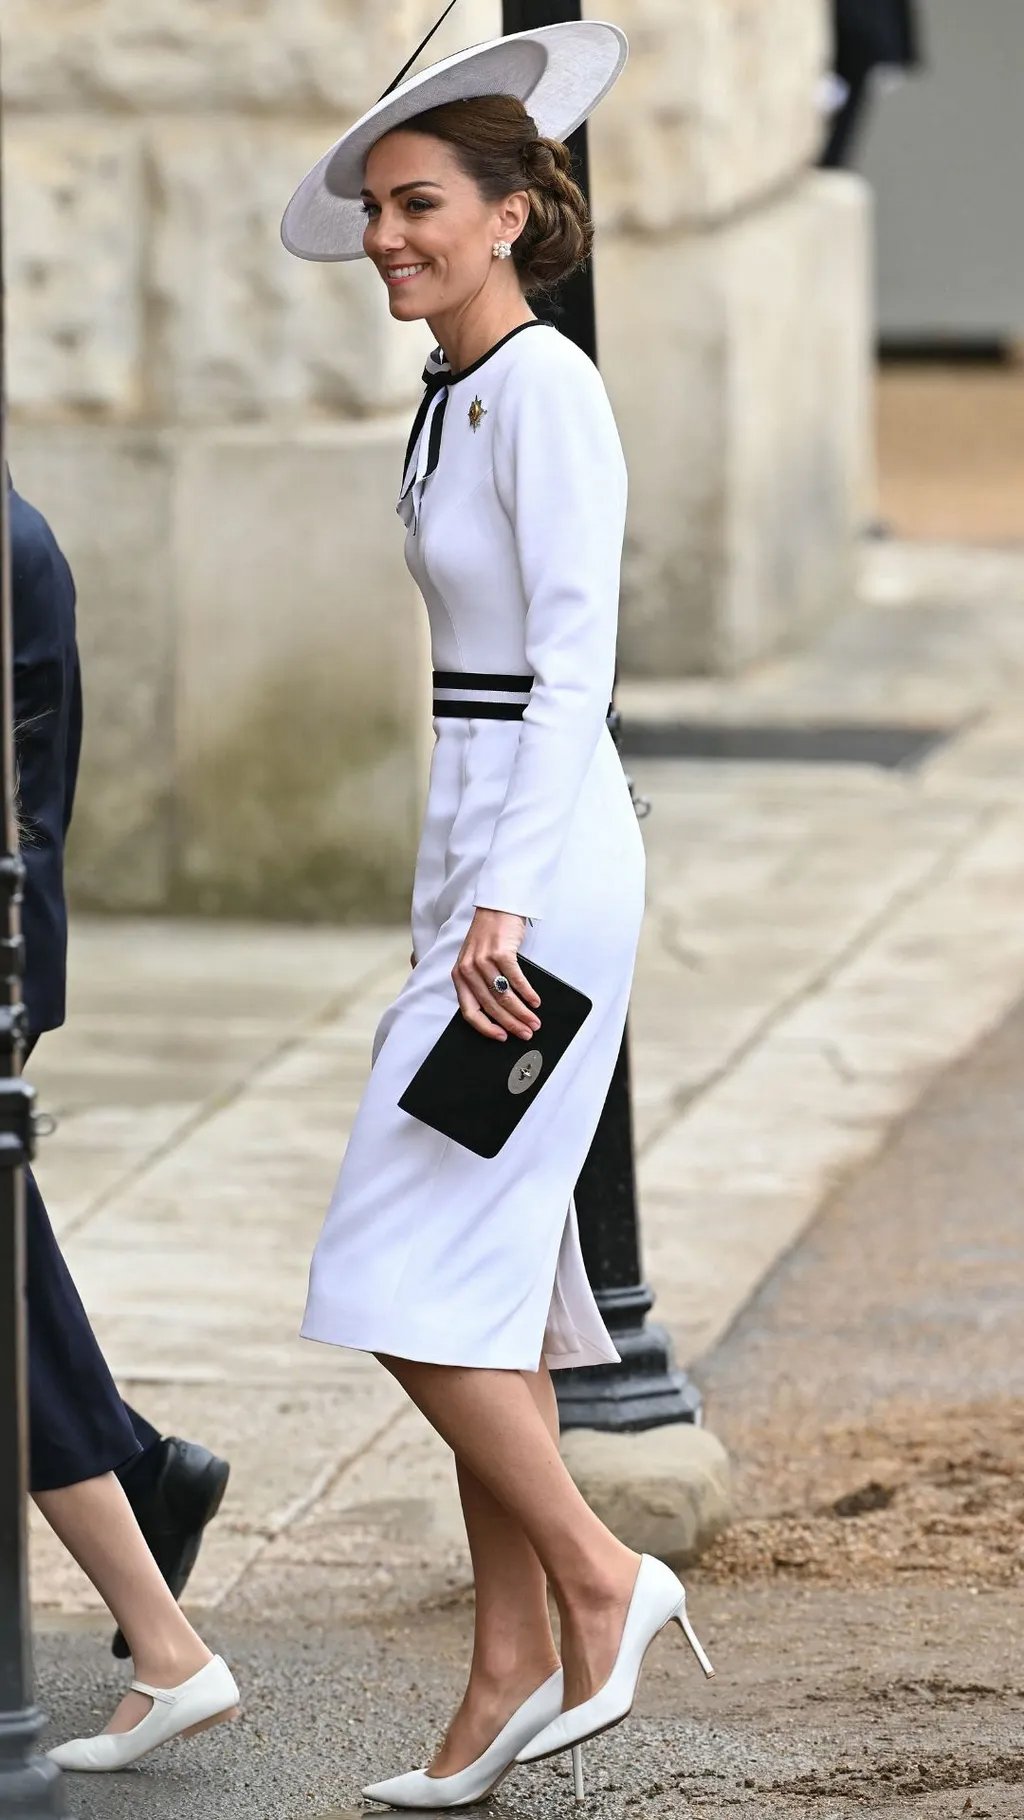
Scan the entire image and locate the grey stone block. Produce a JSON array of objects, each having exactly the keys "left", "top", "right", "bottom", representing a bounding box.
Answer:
[
  {"left": 3, "top": 1, "right": 413, "bottom": 114},
  {"left": 9, "top": 427, "right": 176, "bottom": 911},
  {"left": 172, "top": 421, "right": 430, "bottom": 920},
  {"left": 5, "top": 122, "right": 144, "bottom": 415},
  {"left": 593, "top": 0, "right": 828, "bottom": 231},
  {"left": 10, "top": 419, "right": 430, "bottom": 921},
  {"left": 561, "top": 1423, "right": 732, "bottom": 1568},
  {"left": 601, "top": 172, "right": 873, "bottom": 677}
]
